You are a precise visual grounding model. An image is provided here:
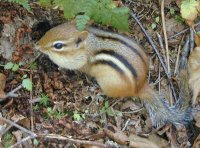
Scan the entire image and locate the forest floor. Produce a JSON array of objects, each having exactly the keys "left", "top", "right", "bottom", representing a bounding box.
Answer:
[{"left": 0, "top": 0, "right": 200, "bottom": 147}]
